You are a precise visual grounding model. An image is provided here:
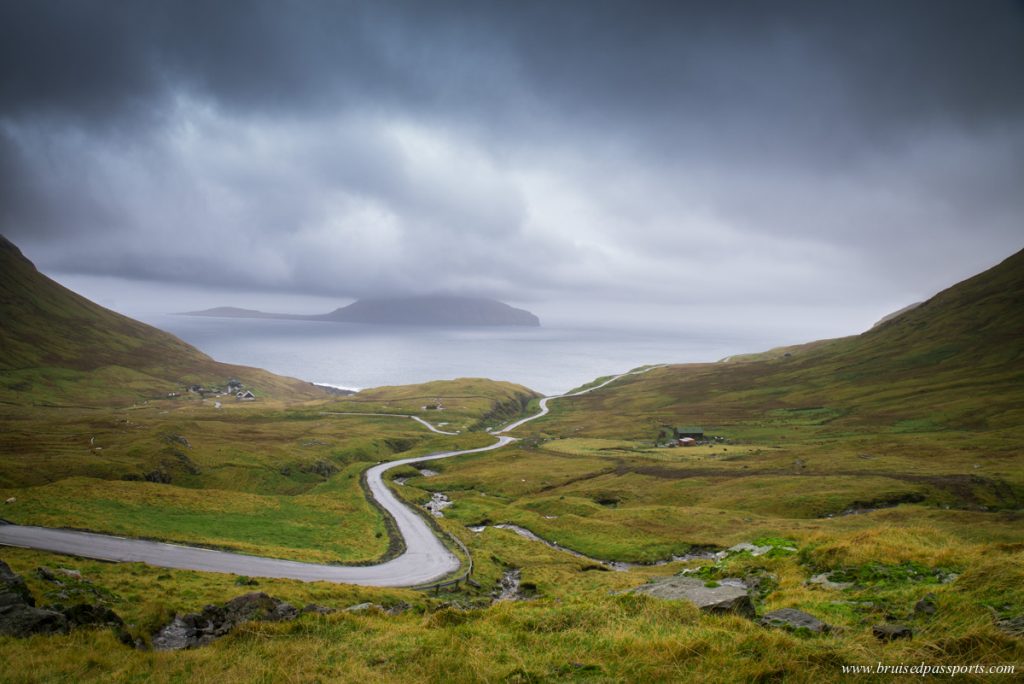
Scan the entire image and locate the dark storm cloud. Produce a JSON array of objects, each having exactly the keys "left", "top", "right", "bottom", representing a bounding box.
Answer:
[{"left": 1, "top": 0, "right": 1022, "bottom": 320}]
